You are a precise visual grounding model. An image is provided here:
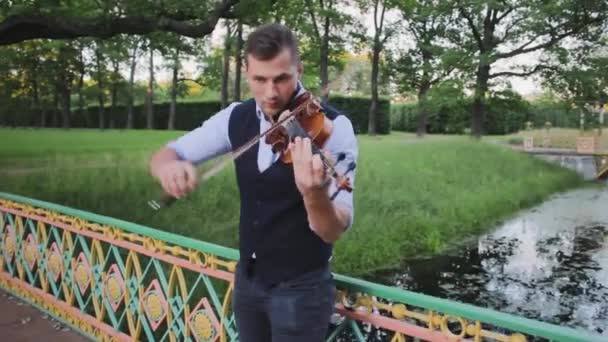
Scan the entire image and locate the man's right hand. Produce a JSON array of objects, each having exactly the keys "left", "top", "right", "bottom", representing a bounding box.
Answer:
[{"left": 152, "top": 160, "right": 198, "bottom": 199}]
